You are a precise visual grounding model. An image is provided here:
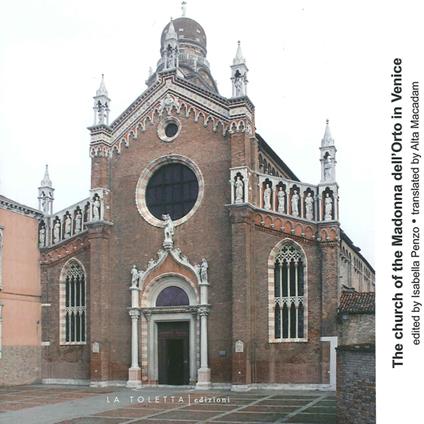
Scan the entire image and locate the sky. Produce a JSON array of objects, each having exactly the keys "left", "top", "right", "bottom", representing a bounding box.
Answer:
[{"left": 0, "top": 0, "right": 419, "bottom": 266}]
